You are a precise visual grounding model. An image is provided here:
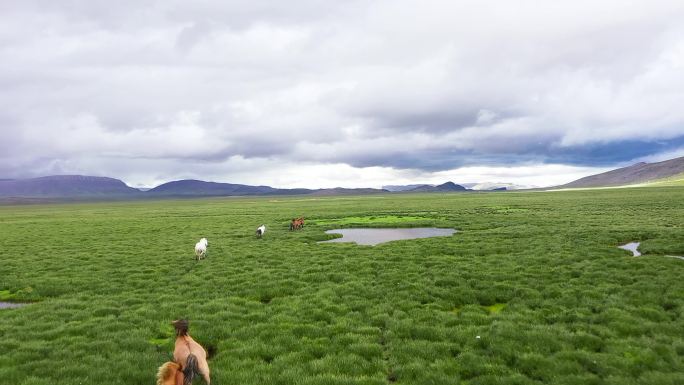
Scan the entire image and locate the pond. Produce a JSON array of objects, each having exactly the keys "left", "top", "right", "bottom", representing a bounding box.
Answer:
[
  {"left": 0, "top": 302, "right": 28, "bottom": 309},
  {"left": 618, "top": 242, "right": 641, "bottom": 256},
  {"left": 319, "top": 227, "right": 457, "bottom": 246}
]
